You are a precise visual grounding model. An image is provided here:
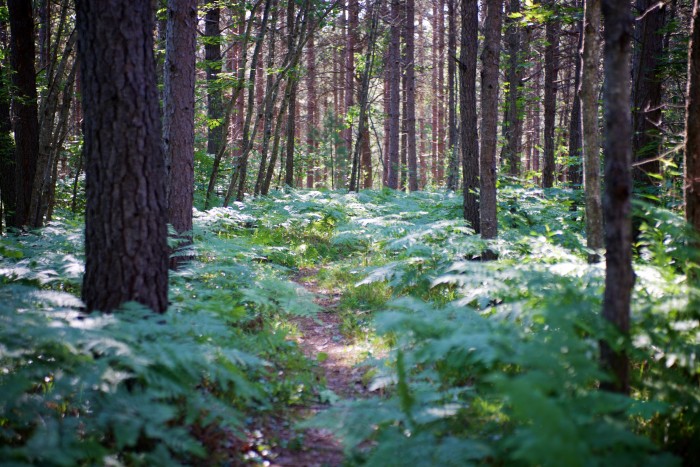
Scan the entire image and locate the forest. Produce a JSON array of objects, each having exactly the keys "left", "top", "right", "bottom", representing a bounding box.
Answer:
[{"left": 0, "top": 0, "right": 699, "bottom": 465}]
